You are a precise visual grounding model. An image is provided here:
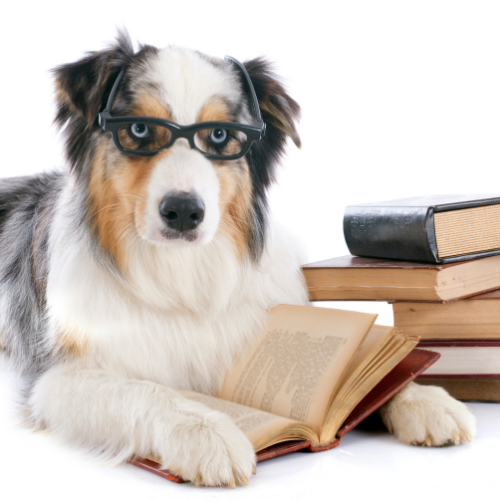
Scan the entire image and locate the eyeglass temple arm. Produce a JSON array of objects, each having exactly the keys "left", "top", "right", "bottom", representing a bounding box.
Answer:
[
  {"left": 100, "top": 58, "right": 265, "bottom": 137},
  {"left": 98, "top": 68, "right": 126, "bottom": 127},
  {"left": 104, "top": 68, "right": 126, "bottom": 113},
  {"left": 224, "top": 56, "right": 265, "bottom": 134}
]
